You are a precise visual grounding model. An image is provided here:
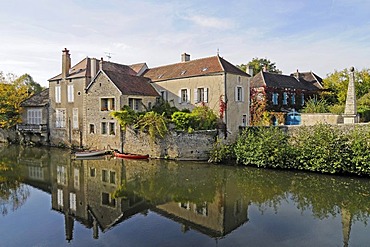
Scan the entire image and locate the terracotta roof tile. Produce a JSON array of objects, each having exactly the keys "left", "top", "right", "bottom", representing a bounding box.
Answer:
[
  {"left": 104, "top": 70, "right": 159, "bottom": 97},
  {"left": 143, "top": 55, "right": 250, "bottom": 82}
]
